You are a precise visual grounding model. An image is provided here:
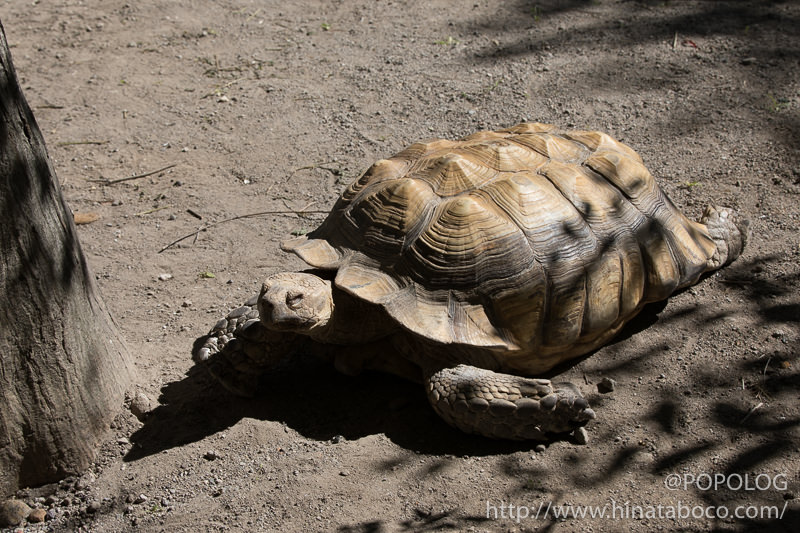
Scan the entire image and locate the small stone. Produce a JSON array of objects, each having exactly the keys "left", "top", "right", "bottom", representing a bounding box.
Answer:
[
  {"left": 339, "top": 470, "right": 350, "bottom": 477},
  {"left": 330, "top": 435, "right": 345, "bottom": 444},
  {"left": 534, "top": 444, "right": 546, "bottom": 453},
  {"left": 75, "top": 471, "right": 96, "bottom": 490},
  {"left": 574, "top": 426, "right": 589, "bottom": 445},
  {"left": 158, "top": 273, "right": 173, "bottom": 281},
  {"left": 133, "top": 494, "right": 148, "bottom": 505},
  {"left": 27, "top": 507, "right": 47, "bottom": 523},
  {"left": 117, "top": 437, "right": 131, "bottom": 445},
  {"left": 124, "top": 505, "right": 134, "bottom": 514},
  {"left": 45, "top": 495, "right": 59, "bottom": 506},
  {"left": 0, "top": 499, "right": 31, "bottom": 527},
  {"left": 204, "top": 450, "right": 219, "bottom": 461},
  {"left": 87, "top": 501, "right": 101, "bottom": 514},
  {"left": 160, "top": 497, "right": 170, "bottom": 507},
  {"left": 741, "top": 56, "right": 757, "bottom": 65},
  {"left": 181, "top": 300, "right": 192, "bottom": 308},
  {"left": 597, "top": 377, "right": 616, "bottom": 393},
  {"left": 45, "top": 509, "right": 57, "bottom": 521},
  {"left": 130, "top": 392, "right": 152, "bottom": 421}
]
